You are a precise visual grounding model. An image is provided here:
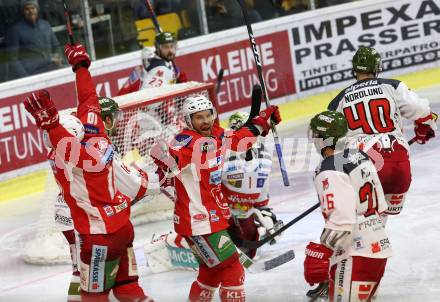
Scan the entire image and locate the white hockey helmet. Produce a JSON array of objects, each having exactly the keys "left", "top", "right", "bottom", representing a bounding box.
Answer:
[
  {"left": 43, "top": 115, "right": 85, "bottom": 149},
  {"left": 182, "top": 95, "right": 217, "bottom": 129}
]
